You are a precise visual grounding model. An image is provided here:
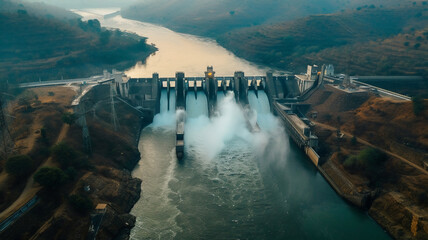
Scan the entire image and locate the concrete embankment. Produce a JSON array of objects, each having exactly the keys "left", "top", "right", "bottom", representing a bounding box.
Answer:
[
  {"left": 272, "top": 100, "right": 371, "bottom": 209},
  {"left": 272, "top": 101, "right": 319, "bottom": 165},
  {"left": 317, "top": 161, "right": 370, "bottom": 208}
]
